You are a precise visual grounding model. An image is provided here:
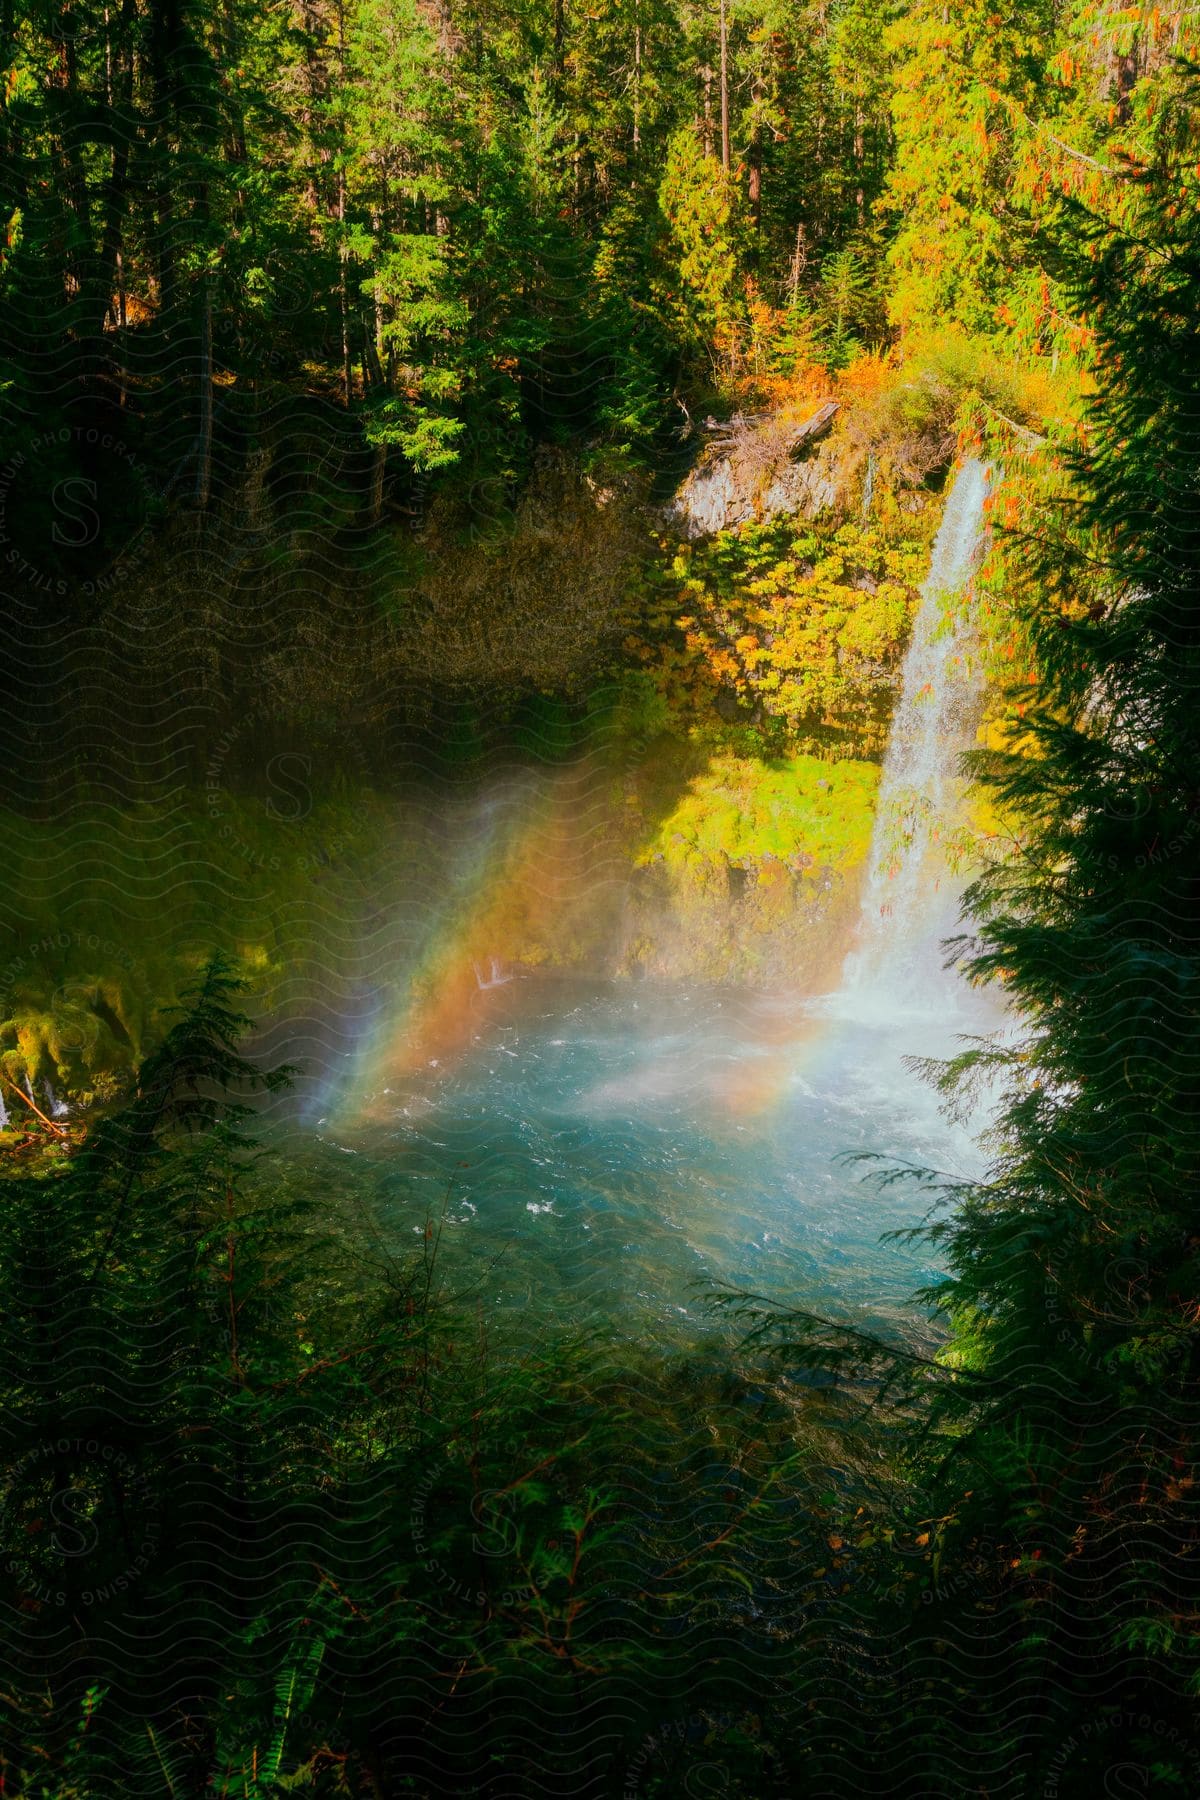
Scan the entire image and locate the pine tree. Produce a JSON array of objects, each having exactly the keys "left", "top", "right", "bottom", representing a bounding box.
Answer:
[{"left": 894, "top": 84, "right": 1200, "bottom": 1791}]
